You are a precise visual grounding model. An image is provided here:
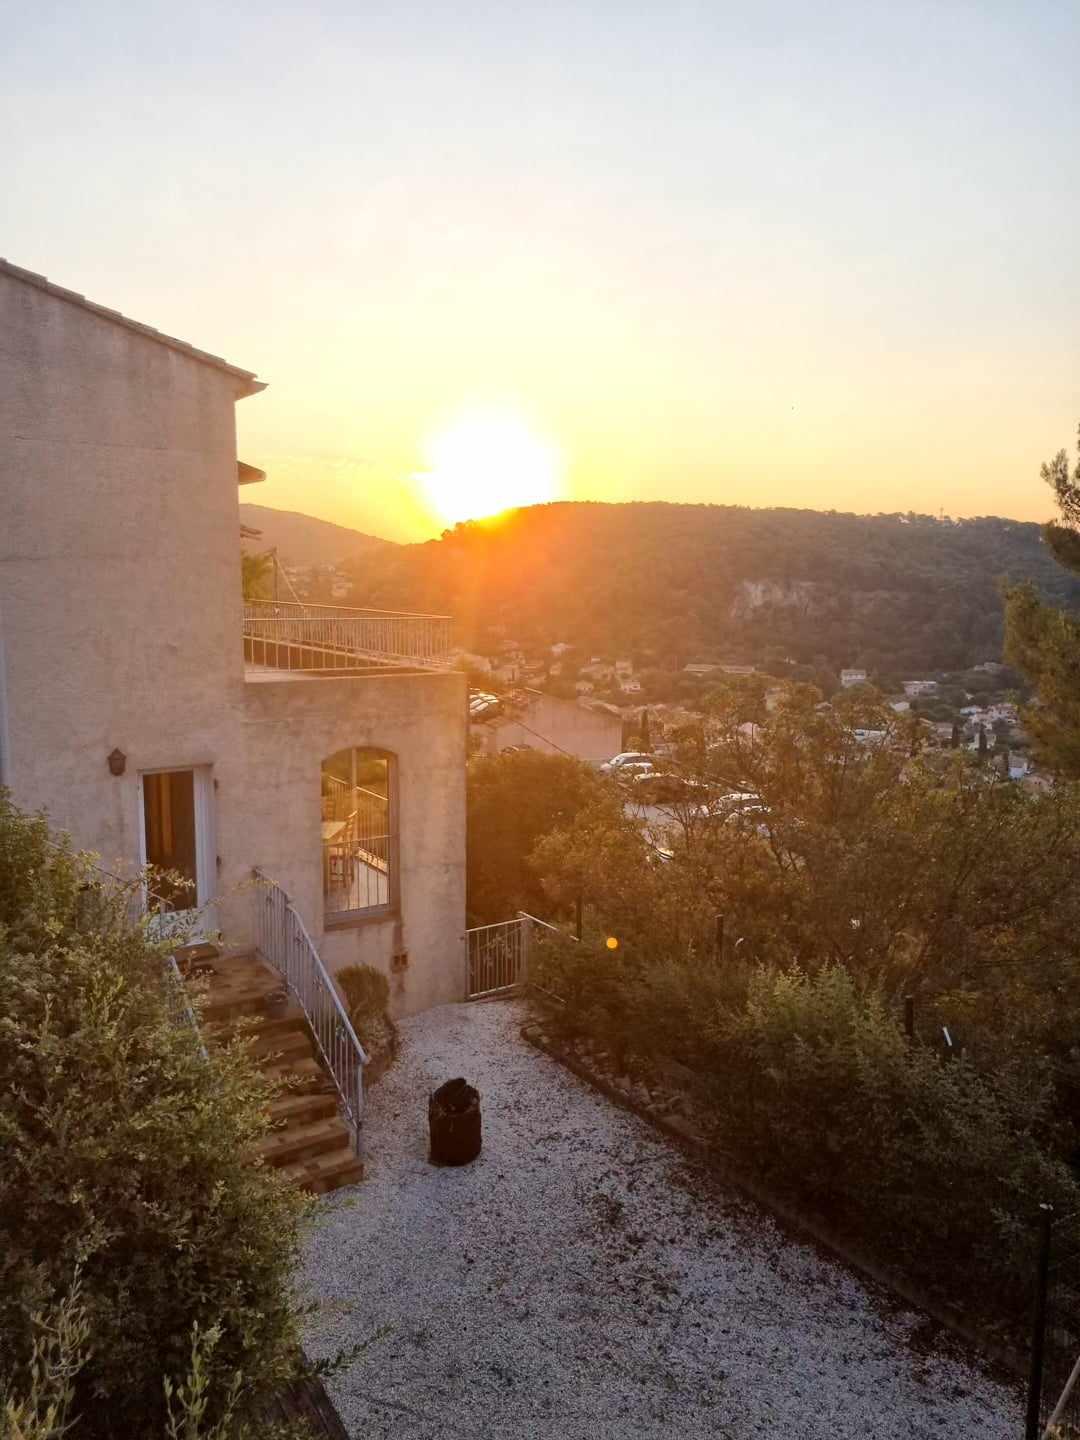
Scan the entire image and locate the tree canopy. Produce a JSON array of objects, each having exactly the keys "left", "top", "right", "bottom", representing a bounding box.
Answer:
[
  {"left": 1006, "top": 423, "right": 1080, "bottom": 775},
  {"left": 345, "top": 501, "right": 1080, "bottom": 674}
]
